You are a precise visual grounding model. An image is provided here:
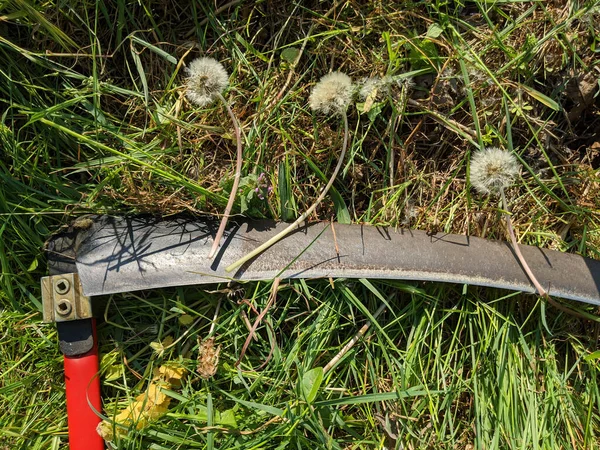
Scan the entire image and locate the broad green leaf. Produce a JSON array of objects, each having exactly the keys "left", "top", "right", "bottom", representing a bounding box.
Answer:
[
  {"left": 100, "top": 352, "right": 124, "bottom": 382},
  {"left": 301, "top": 367, "right": 324, "bottom": 404},
  {"left": 281, "top": 47, "right": 300, "bottom": 64},
  {"left": 178, "top": 314, "right": 194, "bottom": 326},
  {"left": 218, "top": 408, "right": 238, "bottom": 427},
  {"left": 407, "top": 39, "right": 440, "bottom": 70},
  {"left": 27, "top": 257, "right": 38, "bottom": 272},
  {"left": 367, "top": 101, "right": 384, "bottom": 122},
  {"left": 426, "top": 23, "right": 444, "bottom": 38}
]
